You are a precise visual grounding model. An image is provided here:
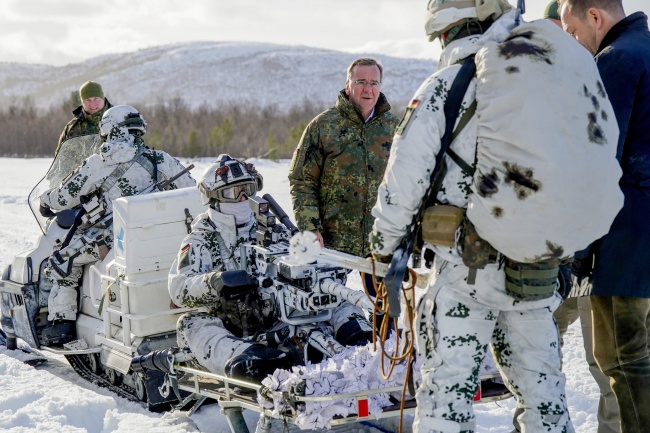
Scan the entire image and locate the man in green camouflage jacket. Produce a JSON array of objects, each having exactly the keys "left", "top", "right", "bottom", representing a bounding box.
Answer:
[
  {"left": 55, "top": 81, "right": 112, "bottom": 157},
  {"left": 288, "top": 58, "right": 399, "bottom": 259}
]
